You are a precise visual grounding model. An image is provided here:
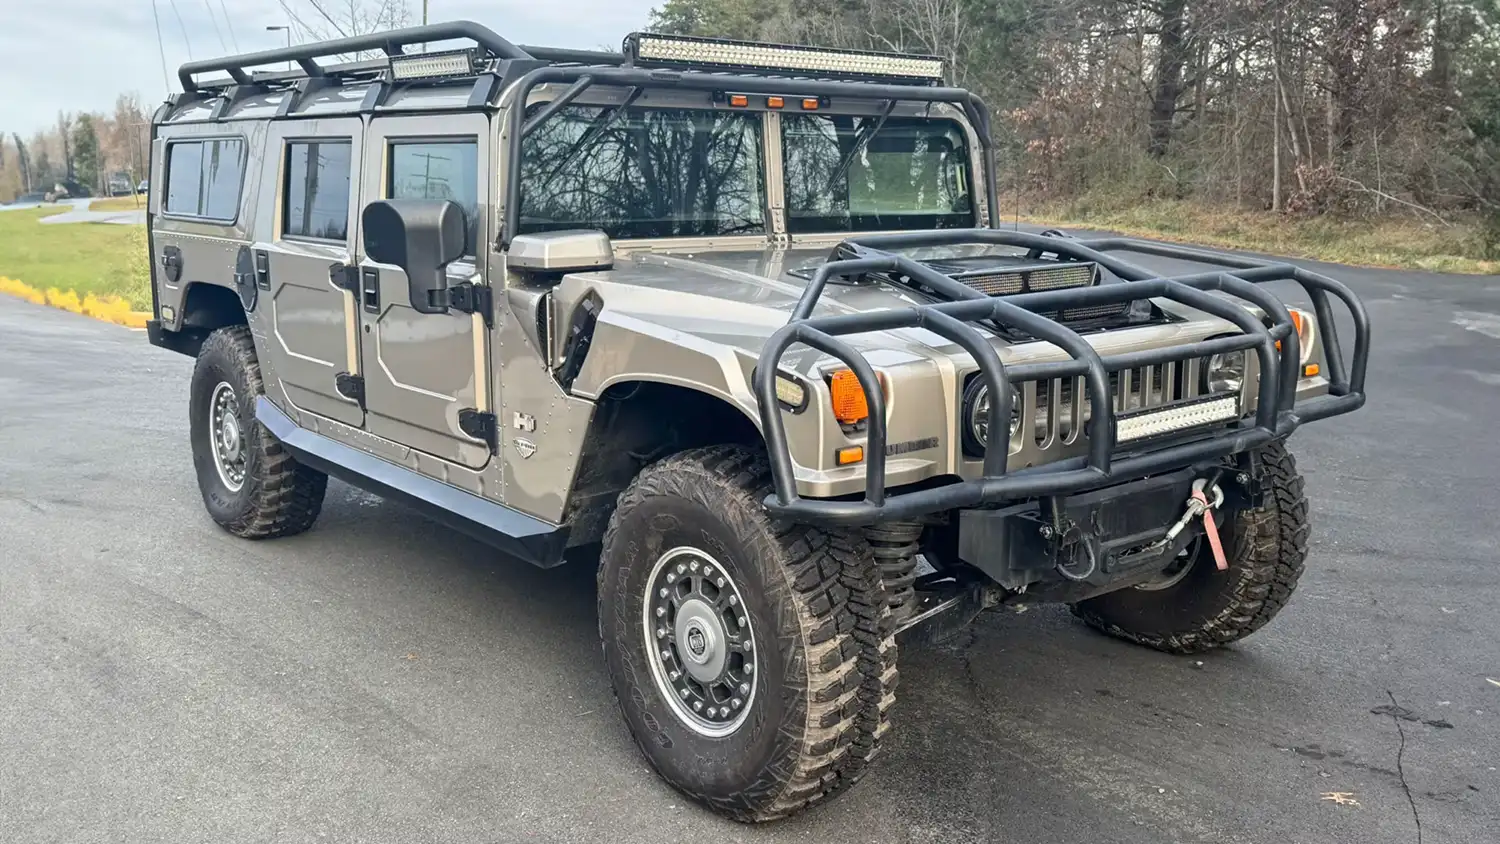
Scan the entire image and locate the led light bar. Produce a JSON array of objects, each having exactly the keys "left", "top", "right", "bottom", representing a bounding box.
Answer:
[
  {"left": 389, "top": 49, "right": 476, "bottom": 81},
  {"left": 625, "top": 33, "right": 945, "bottom": 83},
  {"left": 1116, "top": 395, "right": 1240, "bottom": 443}
]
